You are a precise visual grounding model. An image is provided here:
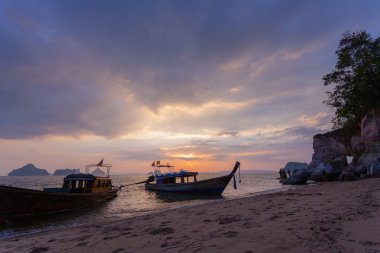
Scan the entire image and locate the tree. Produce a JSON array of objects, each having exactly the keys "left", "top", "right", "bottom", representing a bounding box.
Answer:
[{"left": 323, "top": 30, "right": 380, "bottom": 129}]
